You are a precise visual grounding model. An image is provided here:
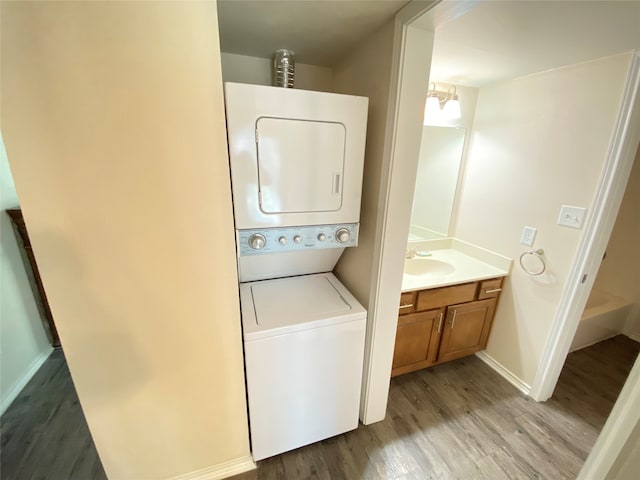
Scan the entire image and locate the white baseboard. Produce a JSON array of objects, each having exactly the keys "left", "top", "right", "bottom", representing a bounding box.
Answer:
[
  {"left": 170, "top": 456, "right": 256, "bottom": 480},
  {"left": 475, "top": 351, "right": 531, "bottom": 396},
  {"left": 1, "top": 347, "right": 54, "bottom": 416}
]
